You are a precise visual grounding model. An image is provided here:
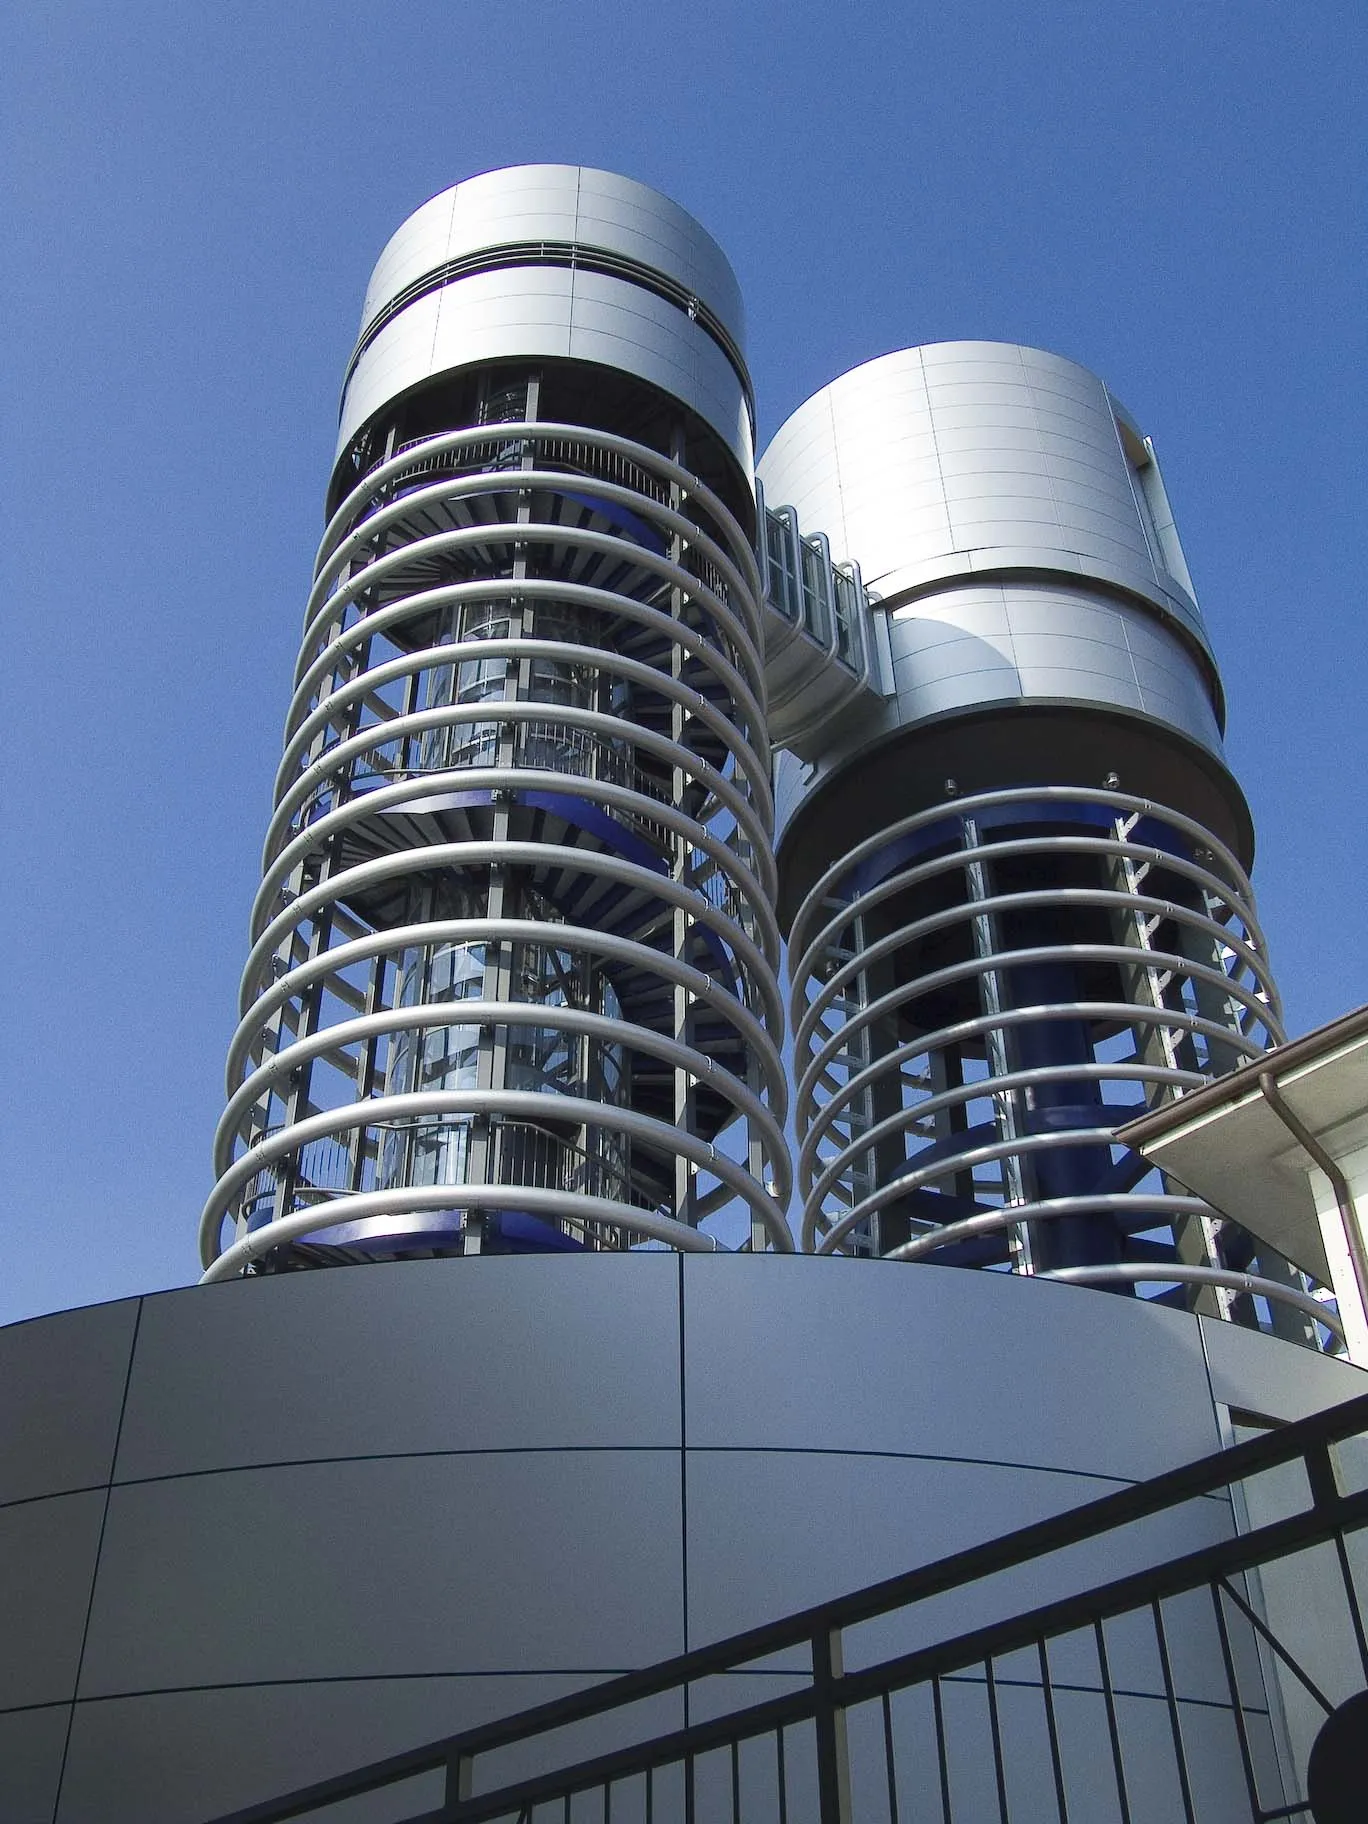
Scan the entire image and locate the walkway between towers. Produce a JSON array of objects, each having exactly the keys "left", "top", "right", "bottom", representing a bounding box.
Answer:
[{"left": 209, "top": 1391, "right": 1368, "bottom": 1824}]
